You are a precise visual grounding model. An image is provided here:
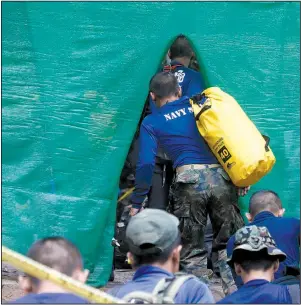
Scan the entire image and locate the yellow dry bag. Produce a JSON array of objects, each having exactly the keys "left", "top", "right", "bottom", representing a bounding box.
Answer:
[{"left": 190, "top": 87, "right": 276, "bottom": 187}]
